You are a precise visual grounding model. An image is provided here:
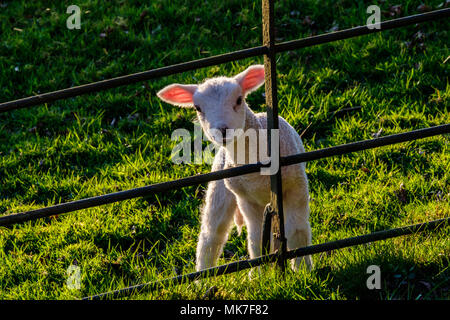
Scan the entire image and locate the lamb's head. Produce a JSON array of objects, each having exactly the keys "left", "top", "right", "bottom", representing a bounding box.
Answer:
[{"left": 157, "top": 65, "right": 265, "bottom": 144}]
